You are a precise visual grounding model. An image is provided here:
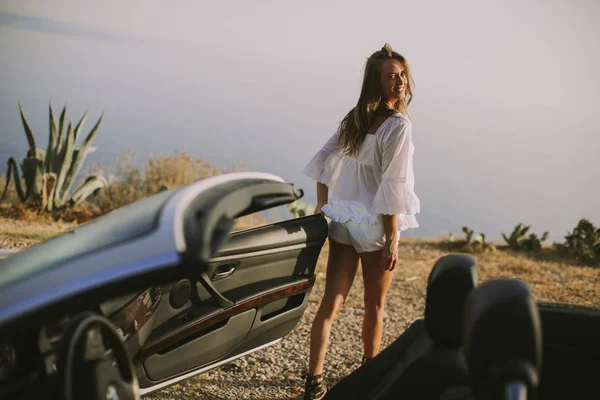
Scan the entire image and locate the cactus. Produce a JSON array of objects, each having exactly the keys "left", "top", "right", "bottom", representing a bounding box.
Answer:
[
  {"left": 462, "top": 226, "right": 474, "bottom": 244},
  {"left": 466, "top": 232, "right": 496, "bottom": 253},
  {"left": 1, "top": 103, "right": 106, "bottom": 211},
  {"left": 502, "top": 223, "right": 531, "bottom": 250},
  {"left": 480, "top": 233, "right": 496, "bottom": 252},
  {"left": 460, "top": 228, "right": 495, "bottom": 253}
]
